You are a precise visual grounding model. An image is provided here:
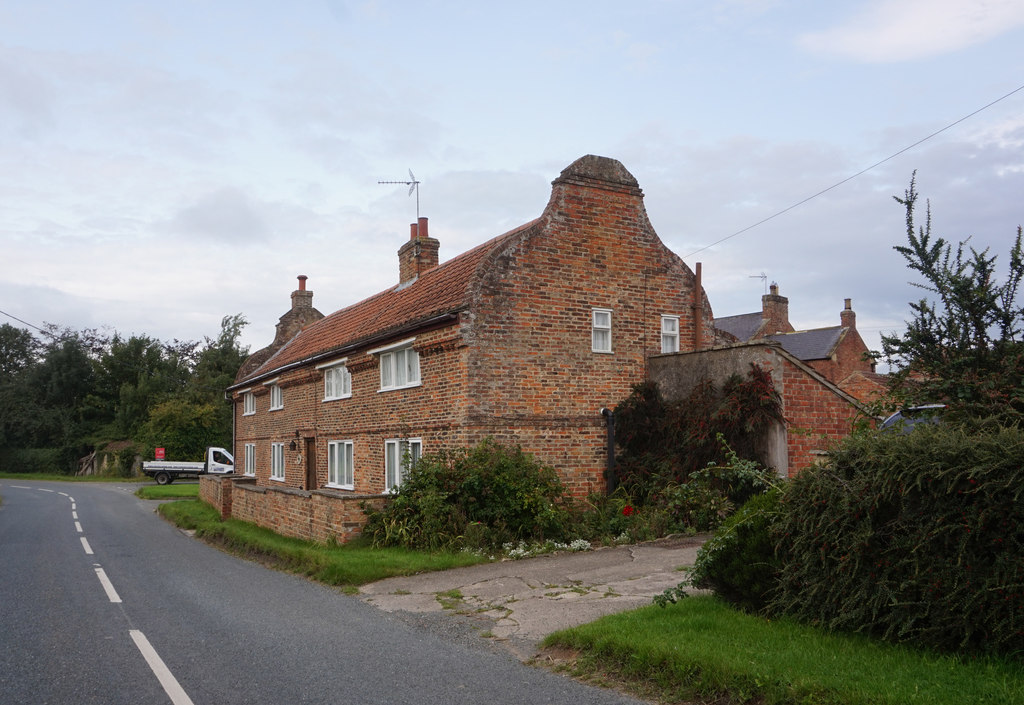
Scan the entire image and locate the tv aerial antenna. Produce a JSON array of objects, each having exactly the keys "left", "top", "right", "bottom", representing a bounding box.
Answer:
[
  {"left": 750, "top": 272, "right": 768, "bottom": 294},
  {"left": 378, "top": 169, "right": 421, "bottom": 220}
]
